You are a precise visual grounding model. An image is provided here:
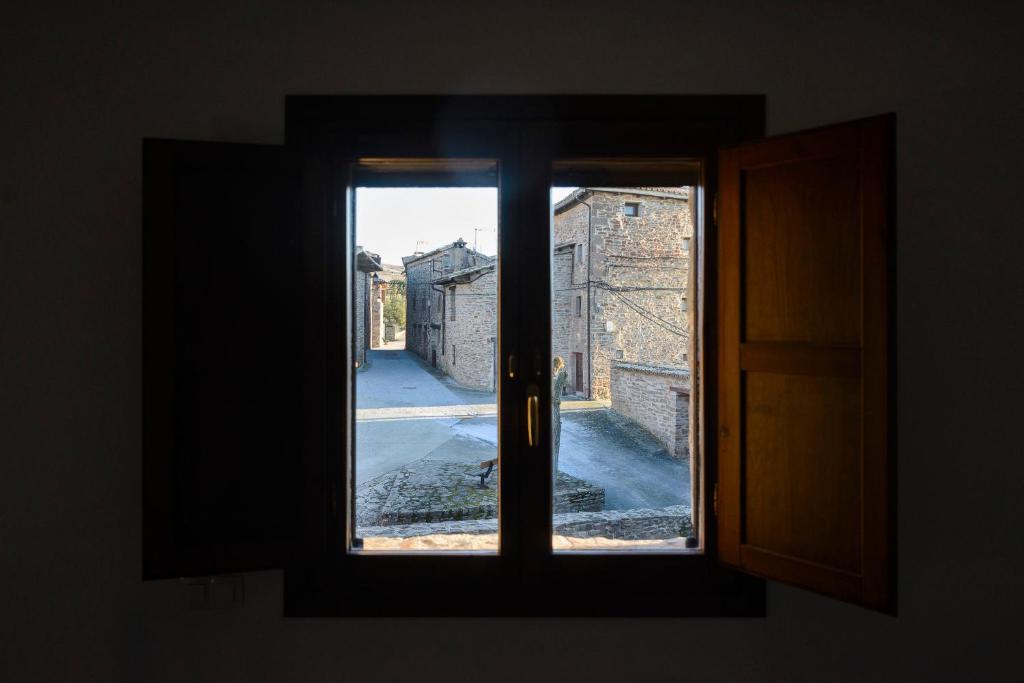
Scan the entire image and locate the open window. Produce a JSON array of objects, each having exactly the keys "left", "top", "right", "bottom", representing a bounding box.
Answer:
[{"left": 143, "top": 97, "right": 894, "bottom": 615}]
